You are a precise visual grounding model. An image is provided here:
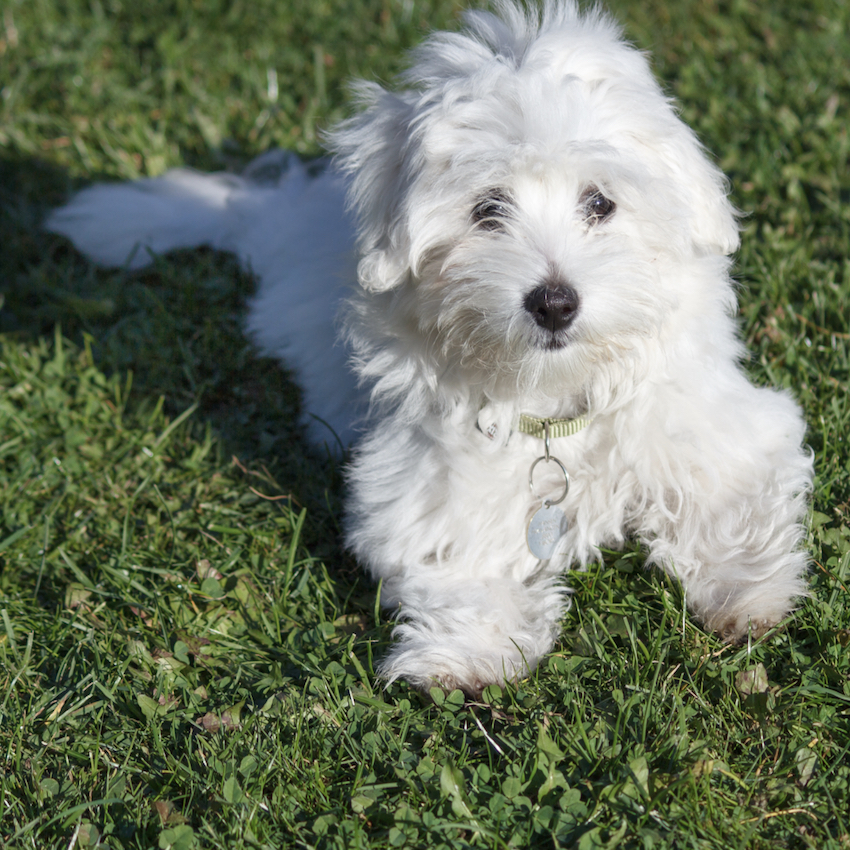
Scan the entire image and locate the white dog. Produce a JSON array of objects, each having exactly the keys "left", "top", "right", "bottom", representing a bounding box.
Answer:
[{"left": 48, "top": 0, "right": 813, "bottom": 696}]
